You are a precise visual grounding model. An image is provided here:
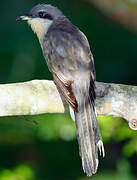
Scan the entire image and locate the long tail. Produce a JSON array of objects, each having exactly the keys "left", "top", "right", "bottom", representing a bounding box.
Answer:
[{"left": 71, "top": 81, "right": 105, "bottom": 176}]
